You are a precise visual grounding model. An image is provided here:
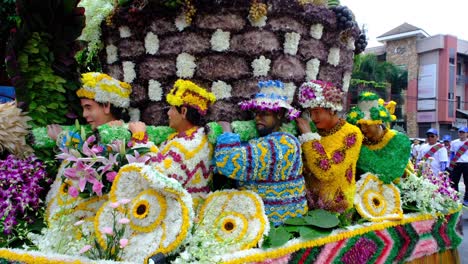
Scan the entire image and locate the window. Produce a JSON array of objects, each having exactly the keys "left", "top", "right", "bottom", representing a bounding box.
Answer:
[
  {"left": 457, "top": 96, "right": 461, "bottom": 109},
  {"left": 457, "top": 62, "right": 462, "bottom": 75}
]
